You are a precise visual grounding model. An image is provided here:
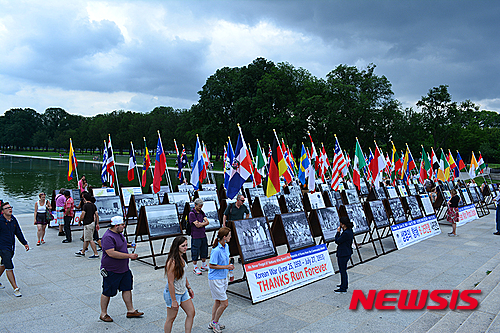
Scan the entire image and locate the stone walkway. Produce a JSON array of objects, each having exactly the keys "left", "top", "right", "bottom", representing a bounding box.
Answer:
[{"left": 1, "top": 211, "right": 499, "bottom": 333}]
